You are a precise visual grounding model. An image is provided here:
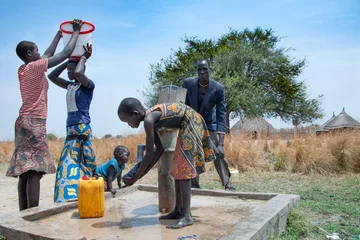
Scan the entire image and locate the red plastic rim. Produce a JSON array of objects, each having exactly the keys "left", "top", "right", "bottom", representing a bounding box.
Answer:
[{"left": 60, "top": 21, "right": 95, "bottom": 35}]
